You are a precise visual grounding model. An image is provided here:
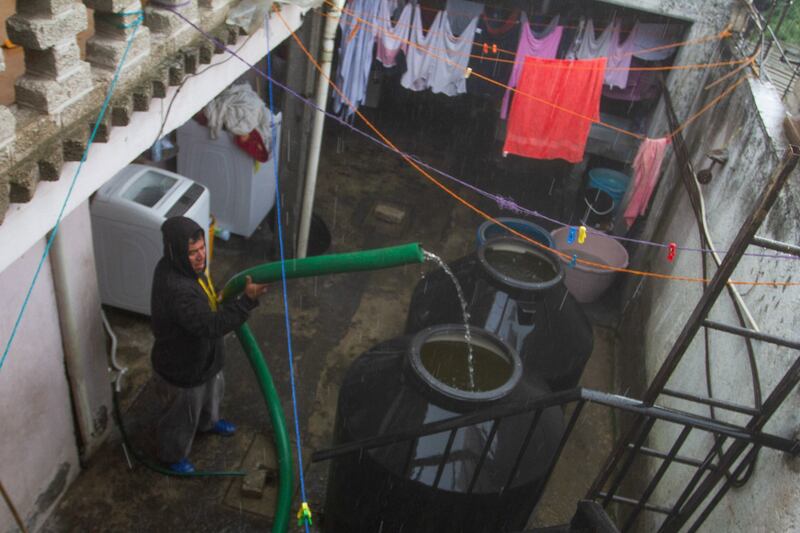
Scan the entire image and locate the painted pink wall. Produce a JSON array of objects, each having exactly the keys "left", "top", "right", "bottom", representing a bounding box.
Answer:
[{"left": 0, "top": 239, "right": 79, "bottom": 531}]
